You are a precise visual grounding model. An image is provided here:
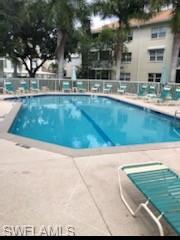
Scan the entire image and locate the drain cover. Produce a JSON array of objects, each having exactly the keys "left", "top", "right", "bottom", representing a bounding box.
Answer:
[{"left": 16, "top": 143, "right": 31, "bottom": 149}]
